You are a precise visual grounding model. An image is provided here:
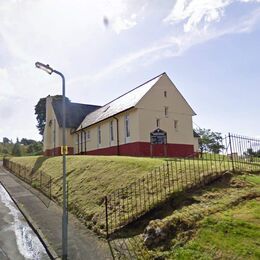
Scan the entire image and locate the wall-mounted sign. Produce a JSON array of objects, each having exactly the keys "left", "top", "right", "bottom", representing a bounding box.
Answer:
[
  {"left": 61, "top": 145, "right": 68, "bottom": 155},
  {"left": 150, "top": 128, "right": 167, "bottom": 144}
]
